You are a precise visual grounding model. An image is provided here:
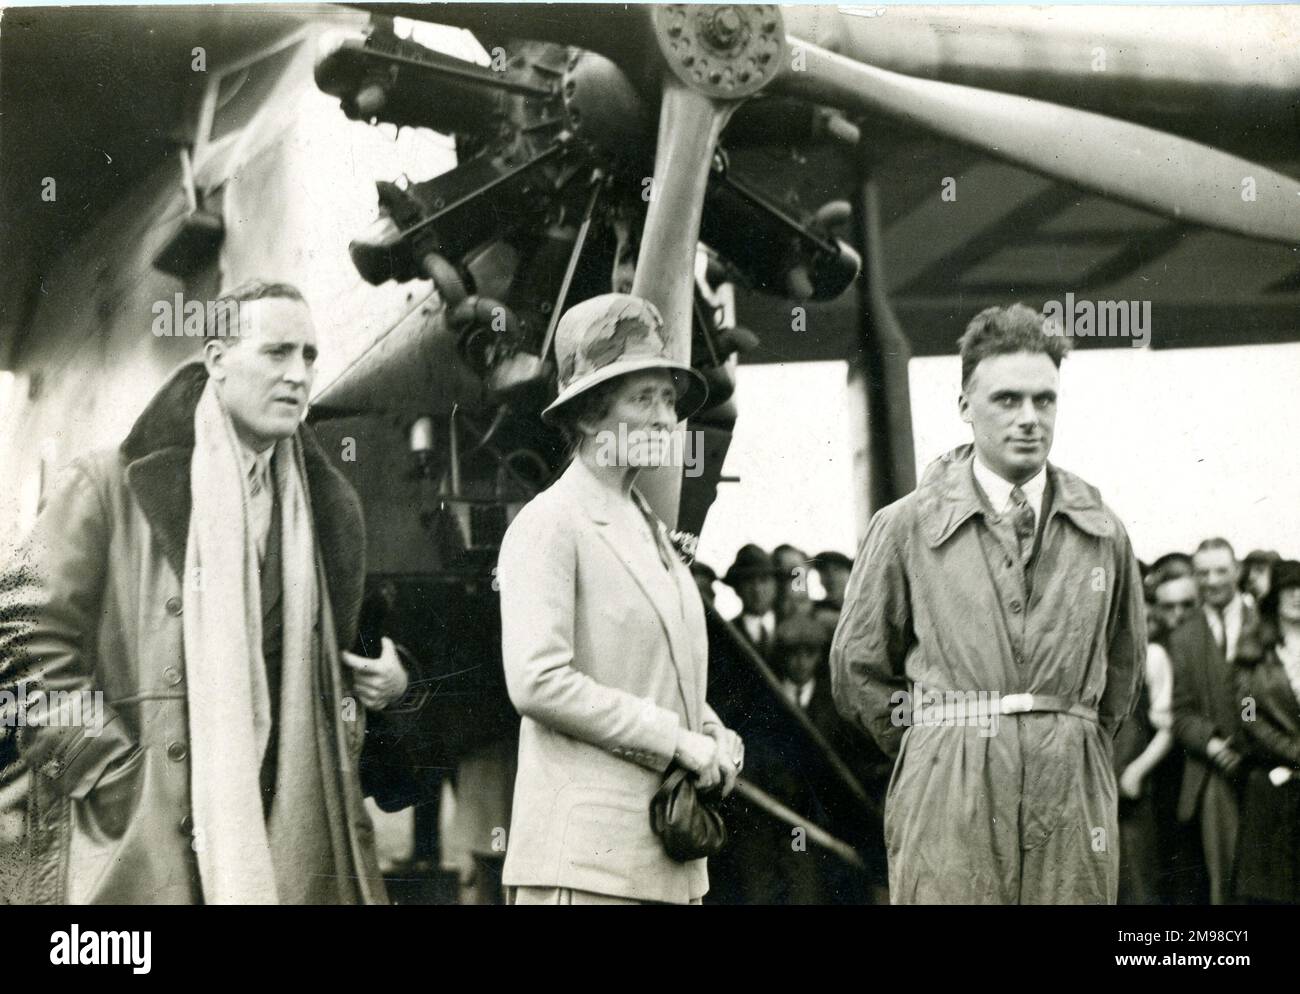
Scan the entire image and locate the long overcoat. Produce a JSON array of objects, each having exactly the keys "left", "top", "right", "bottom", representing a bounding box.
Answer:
[
  {"left": 830, "top": 444, "right": 1145, "bottom": 904},
  {"left": 0, "top": 362, "right": 386, "bottom": 904}
]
